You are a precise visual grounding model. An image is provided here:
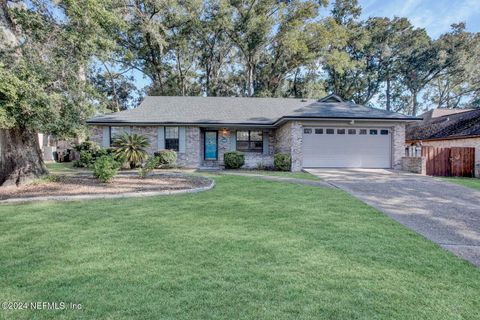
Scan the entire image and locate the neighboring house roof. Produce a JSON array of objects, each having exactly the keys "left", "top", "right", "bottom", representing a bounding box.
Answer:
[
  {"left": 87, "top": 96, "right": 418, "bottom": 126},
  {"left": 407, "top": 108, "right": 480, "bottom": 141},
  {"left": 317, "top": 93, "right": 344, "bottom": 103},
  {"left": 419, "top": 108, "right": 474, "bottom": 122}
]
